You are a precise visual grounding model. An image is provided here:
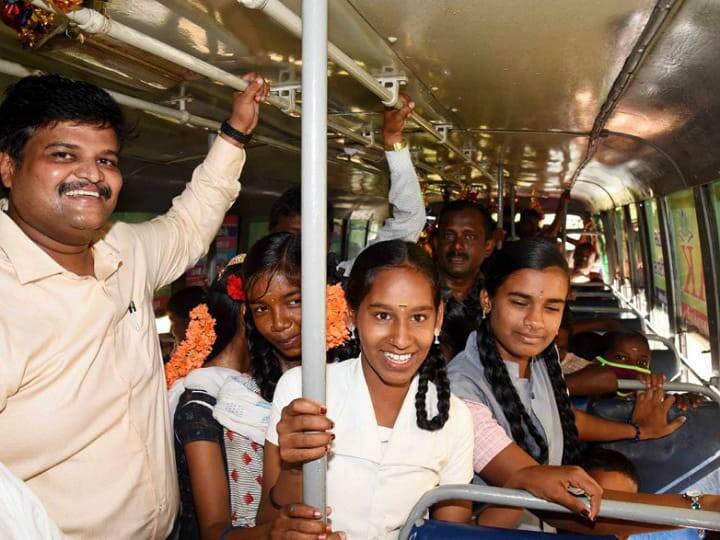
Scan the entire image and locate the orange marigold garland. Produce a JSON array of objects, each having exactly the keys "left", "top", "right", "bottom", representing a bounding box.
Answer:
[
  {"left": 165, "top": 304, "right": 217, "bottom": 388},
  {"left": 326, "top": 283, "right": 350, "bottom": 350}
]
